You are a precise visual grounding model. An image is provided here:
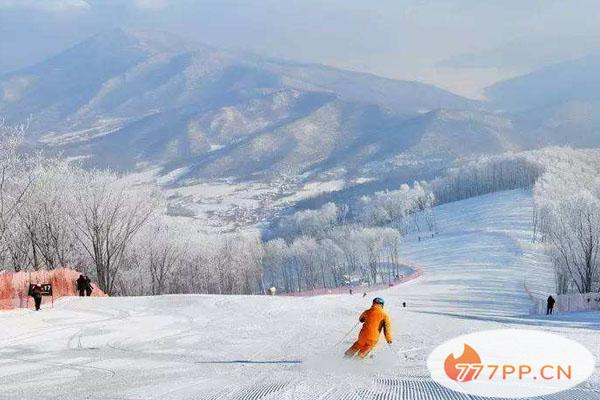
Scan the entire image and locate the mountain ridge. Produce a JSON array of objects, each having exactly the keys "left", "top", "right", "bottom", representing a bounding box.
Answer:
[
  {"left": 6, "top": 29, "right": 599, "bottom": 184},
  {"left": 0, "top": 29, "right": 496, "bottom": 181}
]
